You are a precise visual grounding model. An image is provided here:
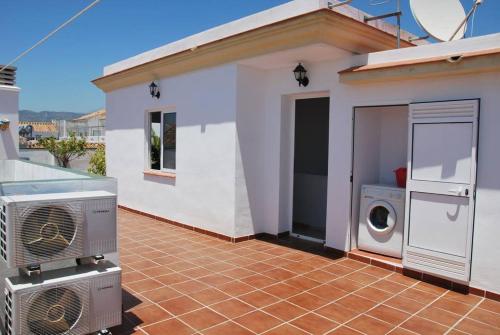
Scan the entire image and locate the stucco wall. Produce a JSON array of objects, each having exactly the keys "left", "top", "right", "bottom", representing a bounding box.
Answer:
[
  {"left": 0, "top": 86, "right": 19, "bottom": 159},
  {"left": 106, "top": 64, "right": 238, "bottom": 237}
]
